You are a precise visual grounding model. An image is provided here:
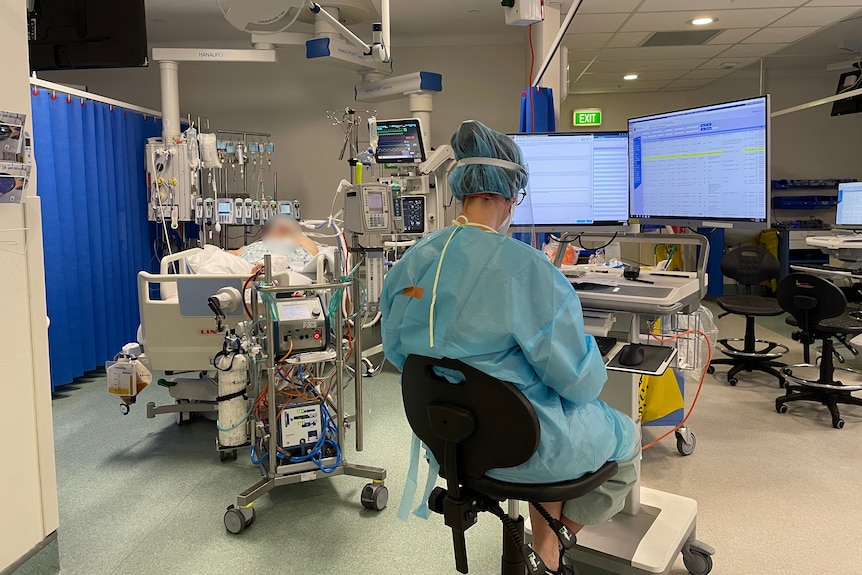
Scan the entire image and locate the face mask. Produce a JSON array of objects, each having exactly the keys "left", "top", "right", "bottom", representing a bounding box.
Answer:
[{"left": 498, "top": 205, "right": 514, "bottom": 235}]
